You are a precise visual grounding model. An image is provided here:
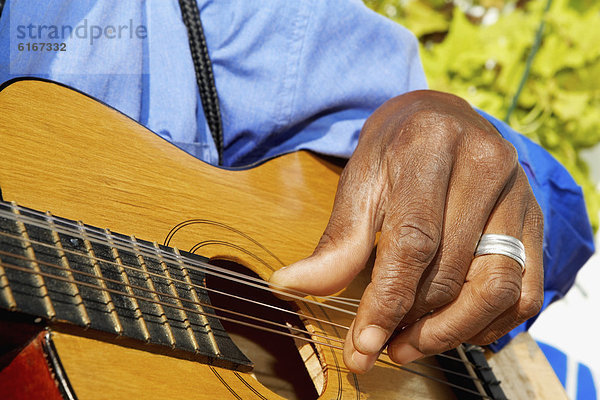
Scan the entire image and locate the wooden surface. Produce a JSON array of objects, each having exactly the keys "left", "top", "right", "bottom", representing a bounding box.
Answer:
[
  {"left": 485, "top": 333, "right": 569, "bottom": 400},
  {"left": 0, "top": 79, "right": 567, "bottom": 399}
]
